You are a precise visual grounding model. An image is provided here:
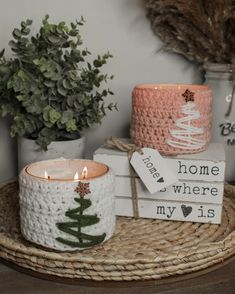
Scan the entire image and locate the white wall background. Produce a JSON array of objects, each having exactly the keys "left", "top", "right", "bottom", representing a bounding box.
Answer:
[{"left": 0, "top": 0, "right": 202, "bottom": 181}]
